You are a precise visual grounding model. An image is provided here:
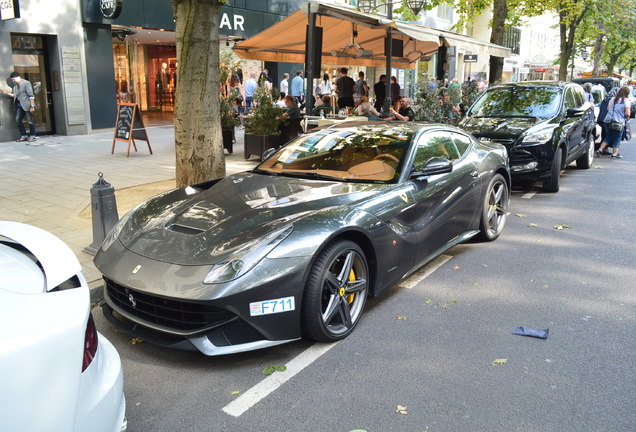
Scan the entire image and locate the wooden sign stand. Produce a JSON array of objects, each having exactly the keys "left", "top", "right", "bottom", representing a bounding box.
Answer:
[{"left": 111, "top": 103, "right": 153, "bottom": 157}]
